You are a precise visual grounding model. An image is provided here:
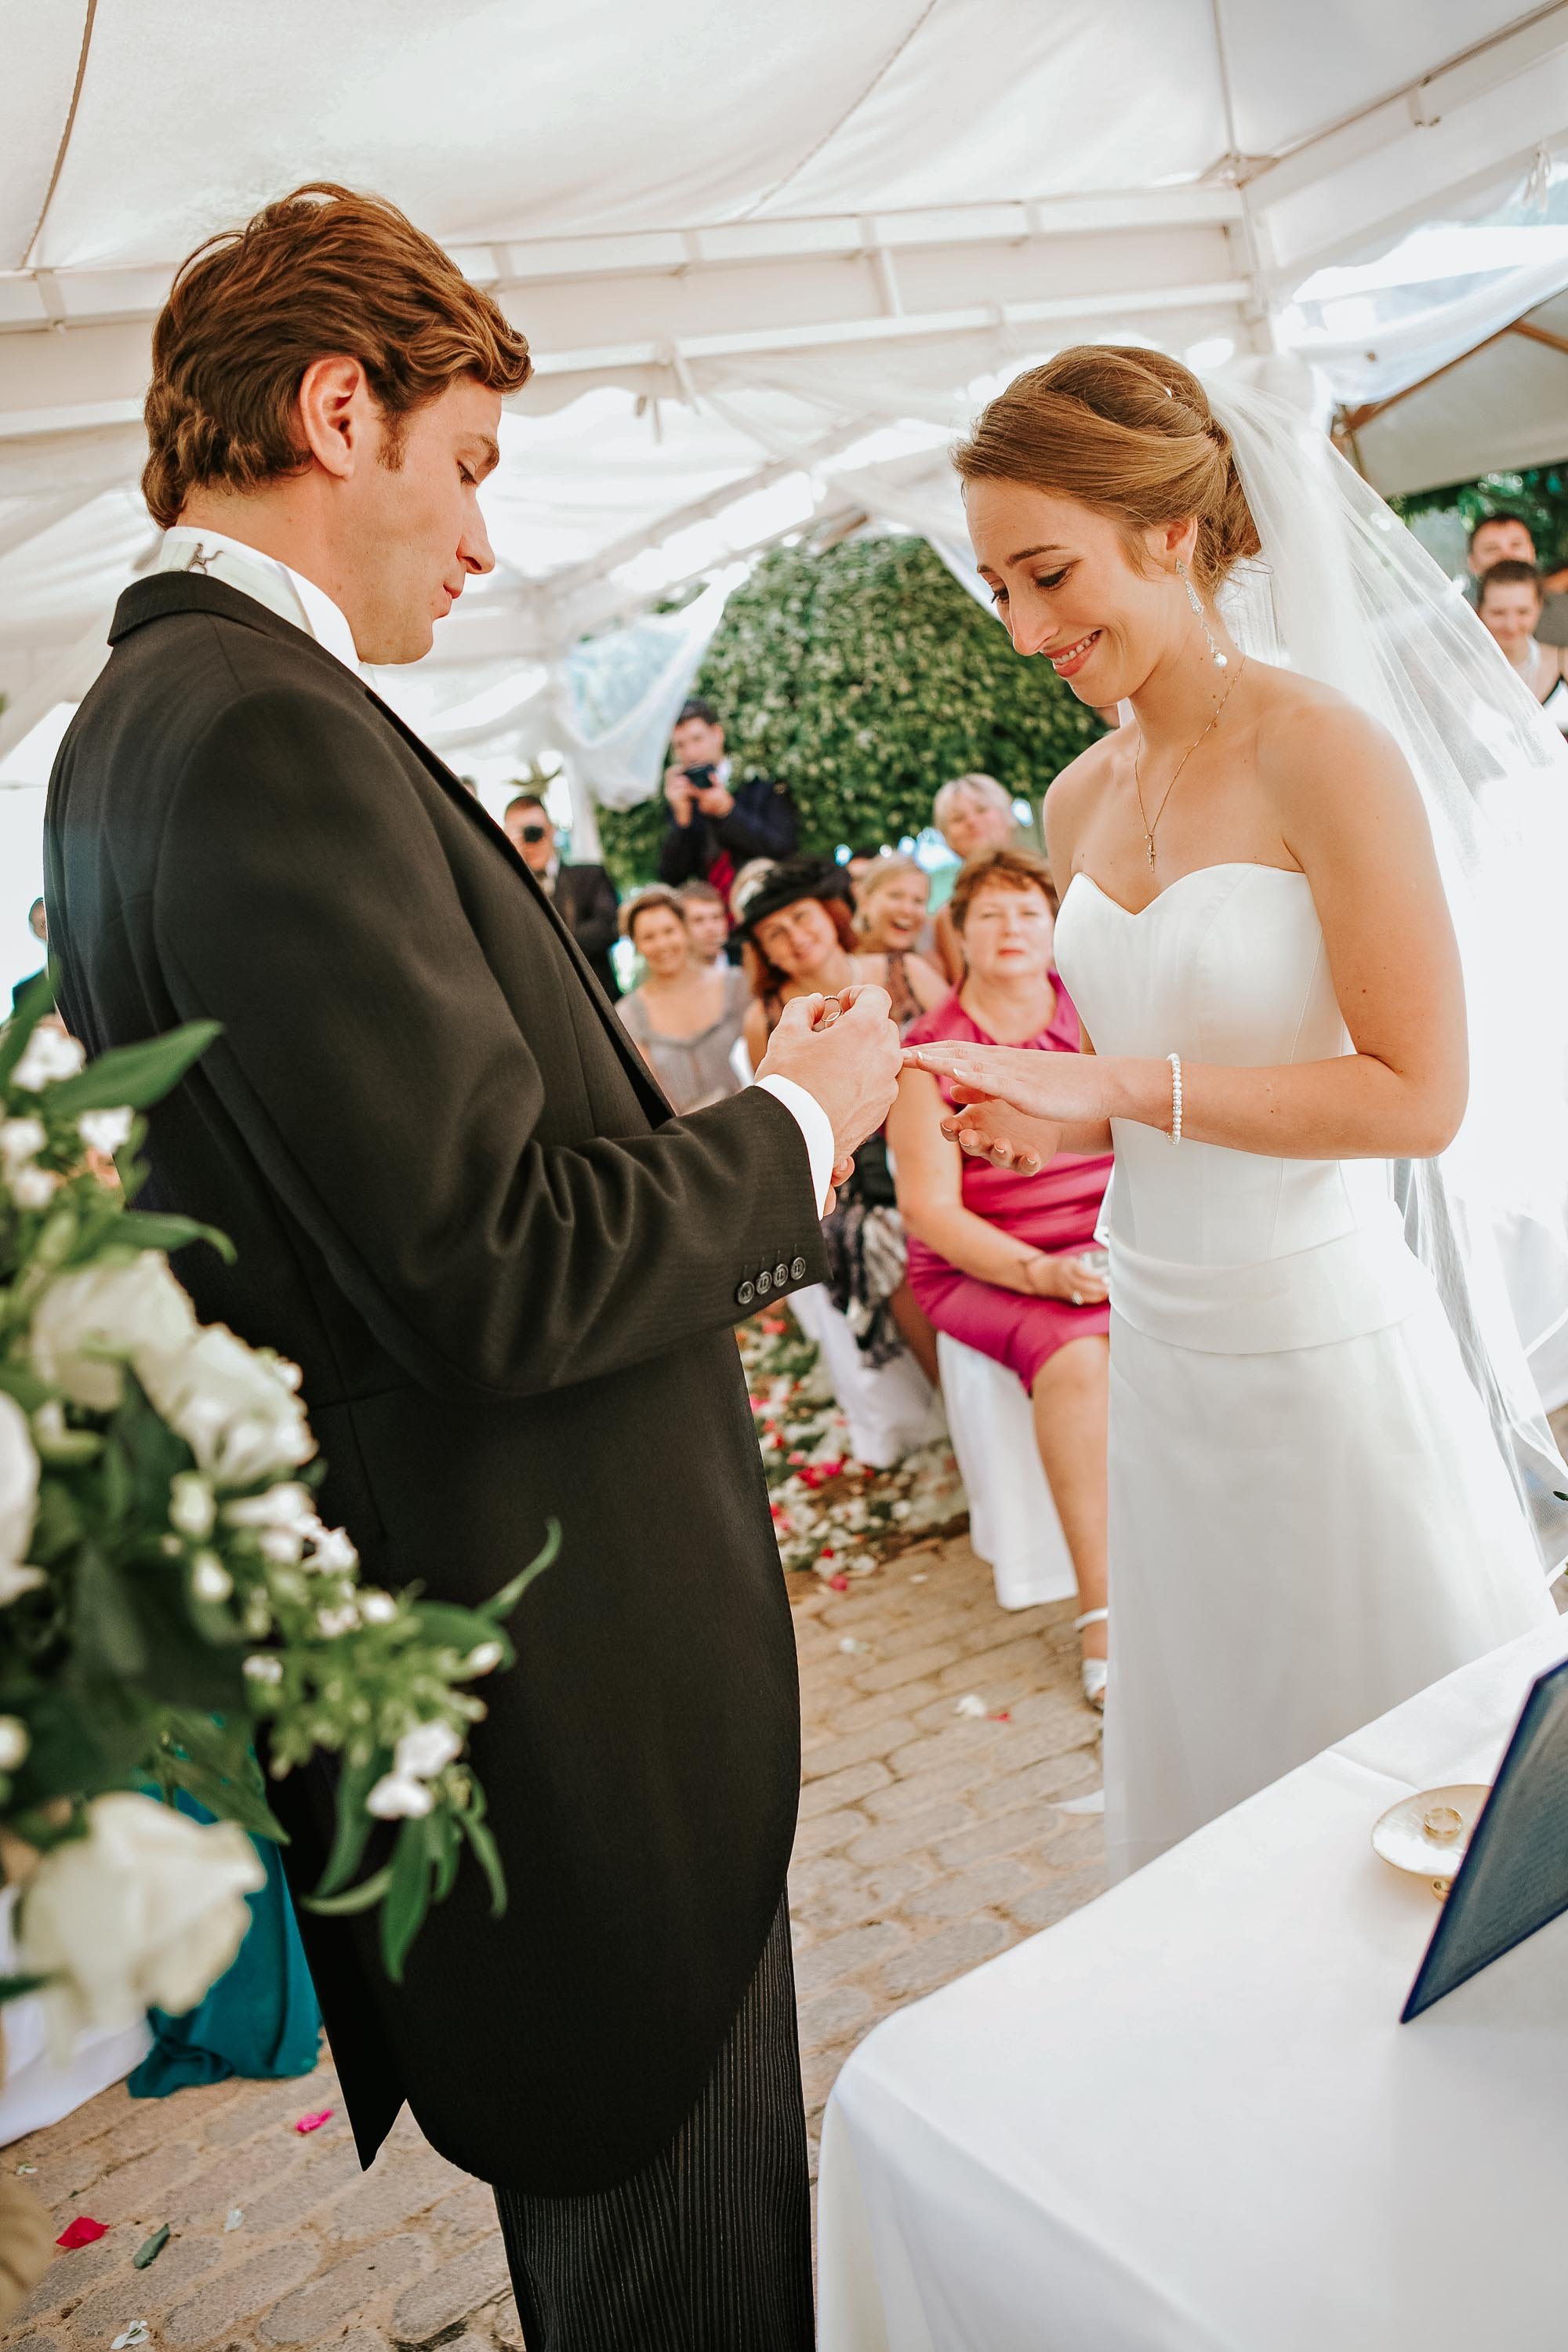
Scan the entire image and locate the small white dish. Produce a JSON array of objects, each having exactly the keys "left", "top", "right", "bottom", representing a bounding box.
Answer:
[{"left": 1372, "top": 1781, "right": 1490, "bottom": 1897}]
